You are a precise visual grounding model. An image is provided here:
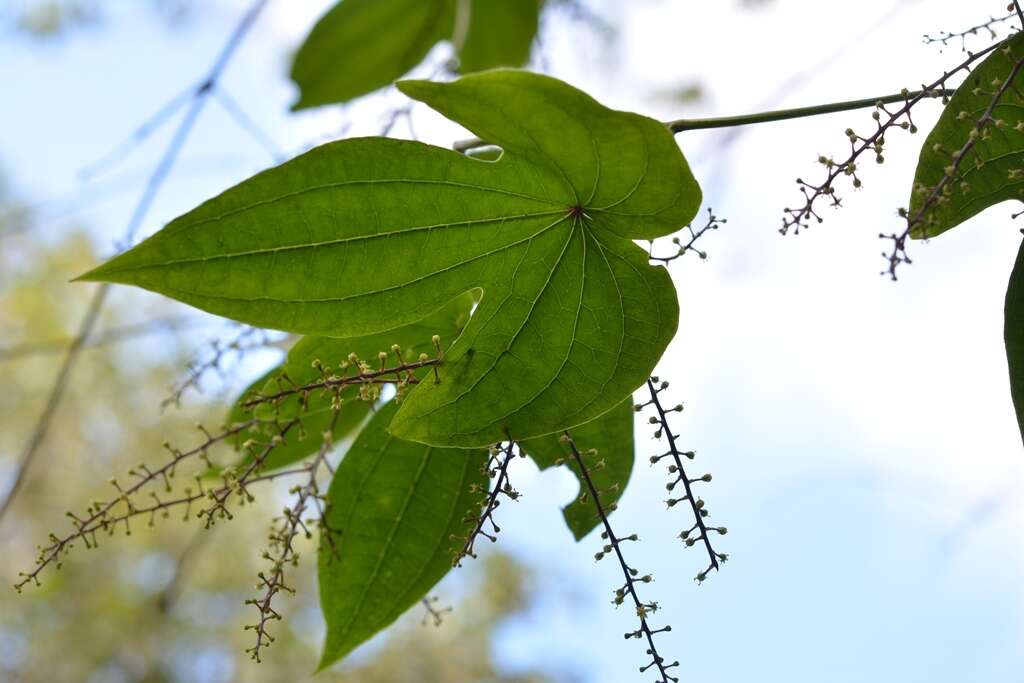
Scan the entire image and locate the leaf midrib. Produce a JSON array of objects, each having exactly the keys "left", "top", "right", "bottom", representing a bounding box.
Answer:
[
  {"left": 331, "top": 440, "right": 434, "bottom": 650},
  {"left": 424, "top": 221, "right": 663, "bottom": 438},
  {"left": 154, "top": 212, "right": 572, "bottom": 308},
  {"left": 447, "top": 219, "right": 585, "bottom": 434},
  {"left": 381, "top": 449, "right": 476, "bottom": 624},
  {"left": 176, "top": 176, "right": 563, "bottom": 234},
  {"left": 100, "top": 207, "right": 565, "bottom": 277},
  {"left": 476, "top": 225, "right": 651, "bottom": 434}
]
